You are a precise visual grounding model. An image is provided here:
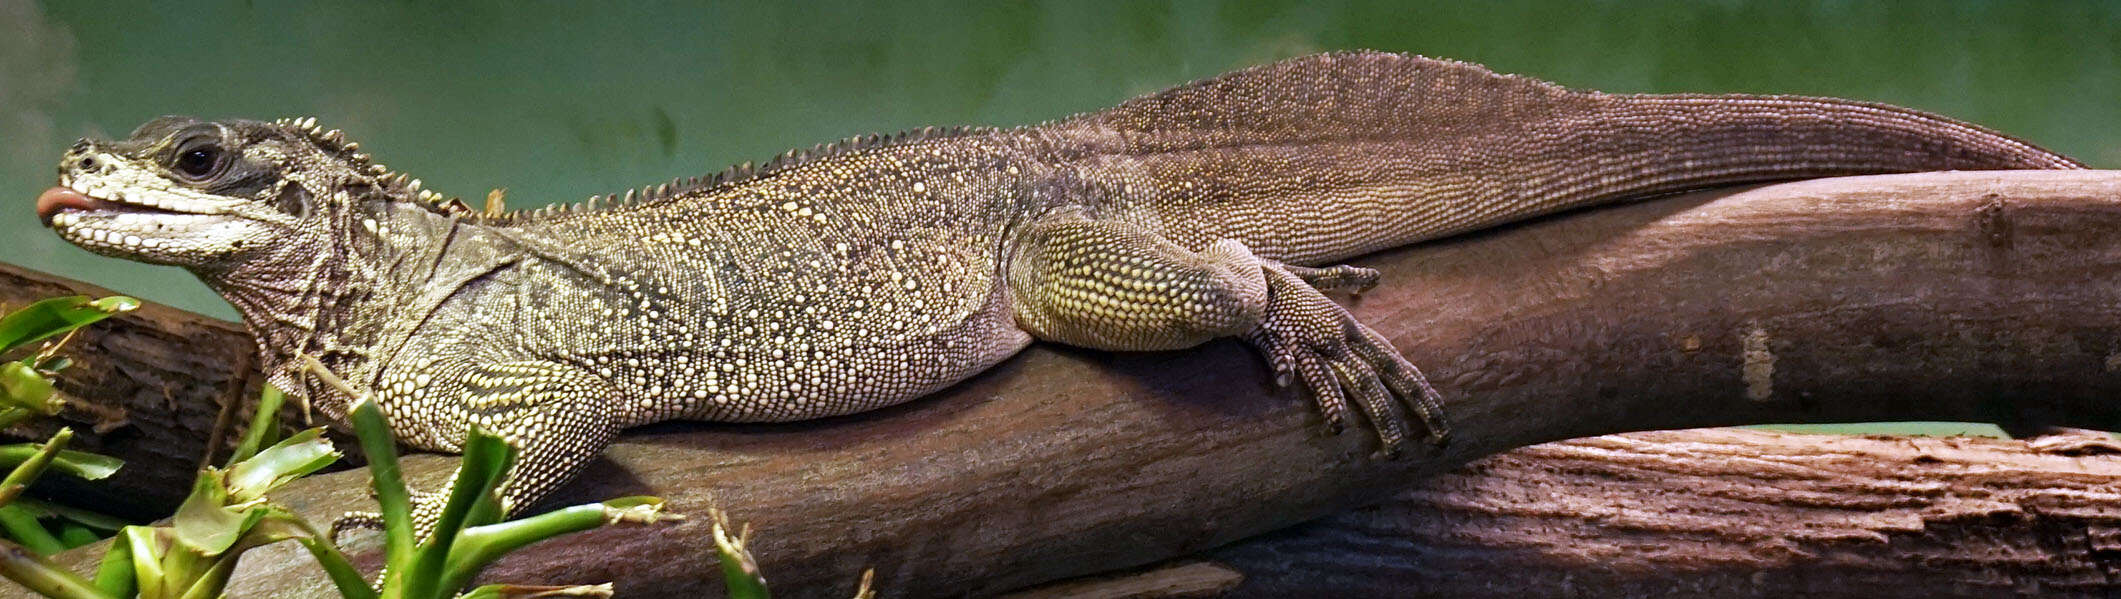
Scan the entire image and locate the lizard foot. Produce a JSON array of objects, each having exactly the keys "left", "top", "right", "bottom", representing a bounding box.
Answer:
[
  {"left": 329, "top": 511, "right": 384, "bottom": 544},
  {"left": 1245, "top": 263, "right": 1450, "bottom": 457},
  {"left": 327, "top": 490, "right": 450, "bottom": 543}
]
